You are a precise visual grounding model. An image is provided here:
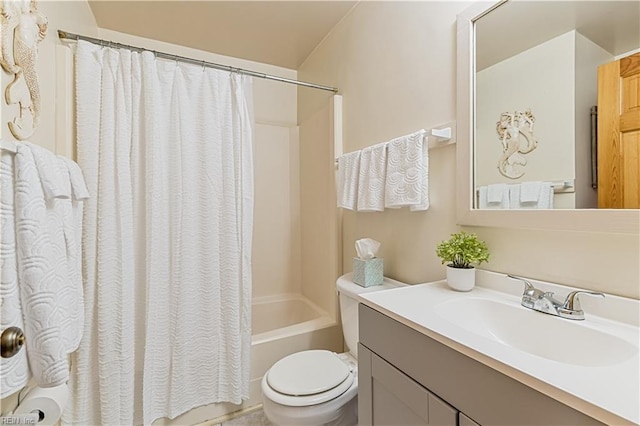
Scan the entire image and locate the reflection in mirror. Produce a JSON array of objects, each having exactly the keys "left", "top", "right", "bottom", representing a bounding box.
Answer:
[{"left": 473, "top": 1, "right": 640, "bottom": 210}]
